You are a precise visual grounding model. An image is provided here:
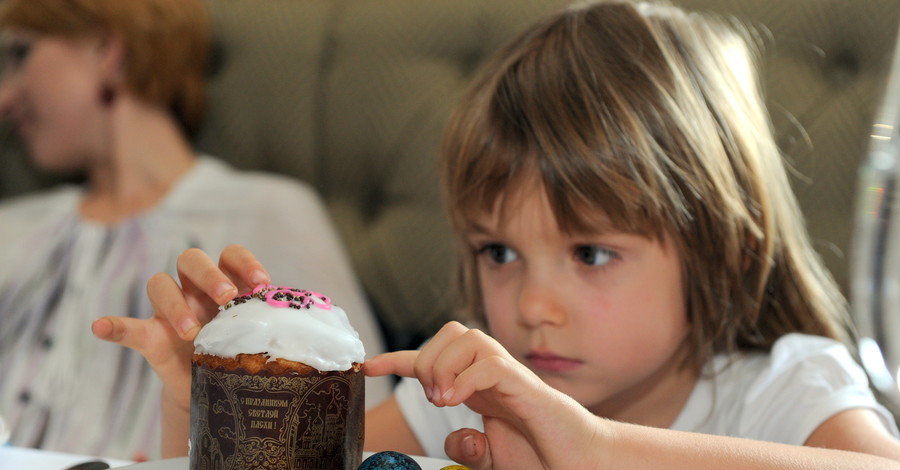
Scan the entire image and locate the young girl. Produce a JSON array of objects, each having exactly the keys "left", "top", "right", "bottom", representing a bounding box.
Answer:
[{"left": 94, "top": 0, "right": 900, "bottom": 467}]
